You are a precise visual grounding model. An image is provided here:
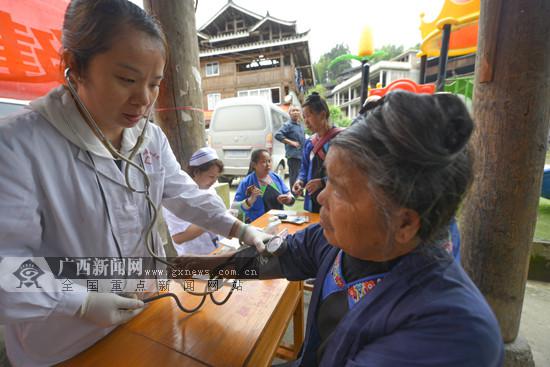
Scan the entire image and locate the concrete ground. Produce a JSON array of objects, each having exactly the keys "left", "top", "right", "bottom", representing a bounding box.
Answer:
[{"left": 519, "top": 281, "right": 550, "bottom": 366}]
